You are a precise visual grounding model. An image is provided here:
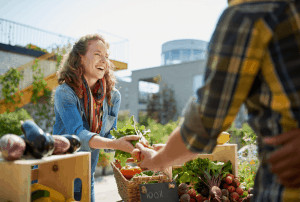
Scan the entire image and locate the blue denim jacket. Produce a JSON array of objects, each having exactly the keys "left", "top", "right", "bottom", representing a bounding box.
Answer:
[{"left": 53, "top": 83, "right": 120, "bottom": 200}]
